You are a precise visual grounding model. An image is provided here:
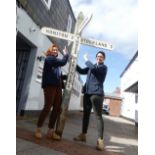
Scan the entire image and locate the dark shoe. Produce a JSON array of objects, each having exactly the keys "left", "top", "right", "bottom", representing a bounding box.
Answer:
[{"left": 73, "top": 133, "right": 86, "bottom": 142}]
